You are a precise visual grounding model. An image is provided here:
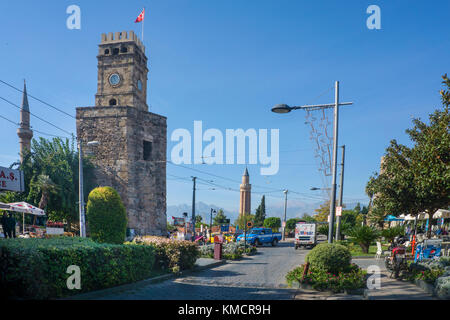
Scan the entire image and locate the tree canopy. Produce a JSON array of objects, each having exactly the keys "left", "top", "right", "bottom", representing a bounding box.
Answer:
[
  {"left": 0, "top": 137, "right": 95, "bottom": 230},
  {"left": 366, "top": 74, "right": 450, "bottom": 220},
  {"left": 254, "top": 195, "right": 266, "bottom": 227}
]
